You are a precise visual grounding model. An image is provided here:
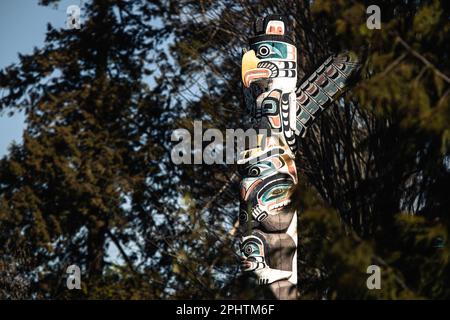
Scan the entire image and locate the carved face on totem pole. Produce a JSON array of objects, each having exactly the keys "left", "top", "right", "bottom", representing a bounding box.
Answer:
[
  {"left": 238, "top": 15, "right": 361, "bottom": 299},
  {"left": 239, "top": 15, "right": 299, "bottom": 299}
]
